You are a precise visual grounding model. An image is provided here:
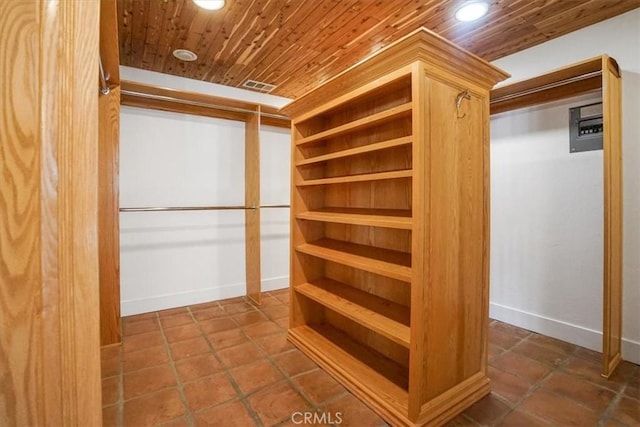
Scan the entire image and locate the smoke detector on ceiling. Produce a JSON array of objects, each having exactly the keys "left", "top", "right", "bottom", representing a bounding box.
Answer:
[
  {"left": 243, "top": 79, "right": 277, "bottom": 93},
  {"left": 173, "top": 49, "right": 198, "bottom": 62}
]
